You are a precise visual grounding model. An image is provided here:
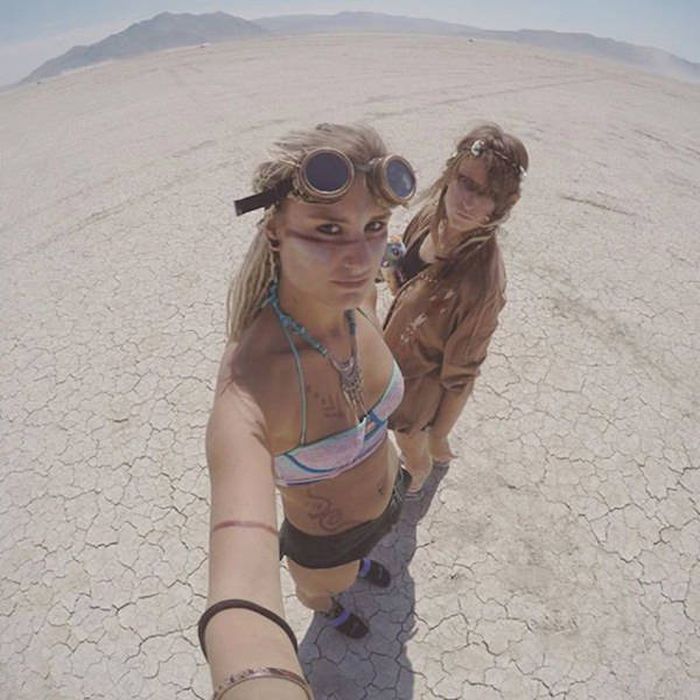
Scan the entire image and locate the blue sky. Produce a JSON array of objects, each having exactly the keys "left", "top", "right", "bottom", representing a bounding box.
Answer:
[{"left": 1, "top": 1, "right": 698, "bottom": 85}]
